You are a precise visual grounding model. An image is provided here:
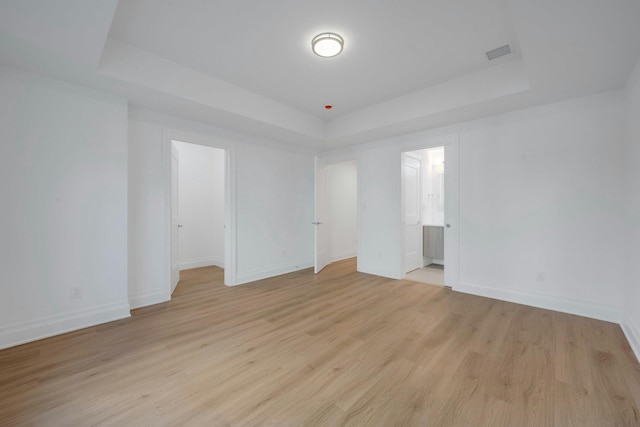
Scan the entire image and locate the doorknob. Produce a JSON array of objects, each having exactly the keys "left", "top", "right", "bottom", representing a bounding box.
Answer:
[{"left": 446, "top": 224, "right": 451, "bottom": 228}]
